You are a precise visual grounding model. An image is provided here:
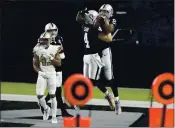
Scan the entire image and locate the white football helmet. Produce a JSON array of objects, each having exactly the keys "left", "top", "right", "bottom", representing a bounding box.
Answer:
[
  {"left": 84, "top": 10, "right": 99, "bottom": 25},
  {"left": 45, "top": 23, "right": 58, "bottom": 38},
  {"left": 38, "top": 32, "right": 52, "bottom": 48},
  {"left": 99, "top": 4, "right": 113, "bottom": 19}
]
